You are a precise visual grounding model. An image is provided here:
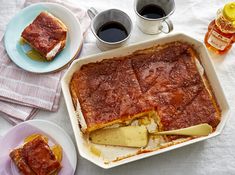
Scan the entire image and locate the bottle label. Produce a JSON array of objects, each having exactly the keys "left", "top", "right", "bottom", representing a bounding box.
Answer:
[{"left": 208, "top": 30, "right": 231, "bottom": 50}]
